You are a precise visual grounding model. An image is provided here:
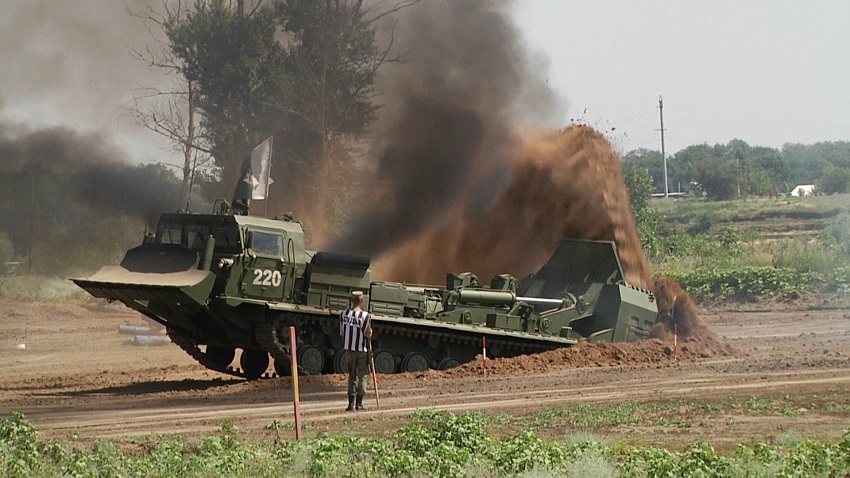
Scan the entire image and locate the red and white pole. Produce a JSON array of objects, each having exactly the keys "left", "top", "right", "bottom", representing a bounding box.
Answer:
[
  {"left": 289, "top": 326, "right": 302, "bottom": 440},
  {"left": 482, "top": 336, "right": 488, "bottom": 376},
  {"left": 673, "top": 323, "right": 678, "bottom": 358}
]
